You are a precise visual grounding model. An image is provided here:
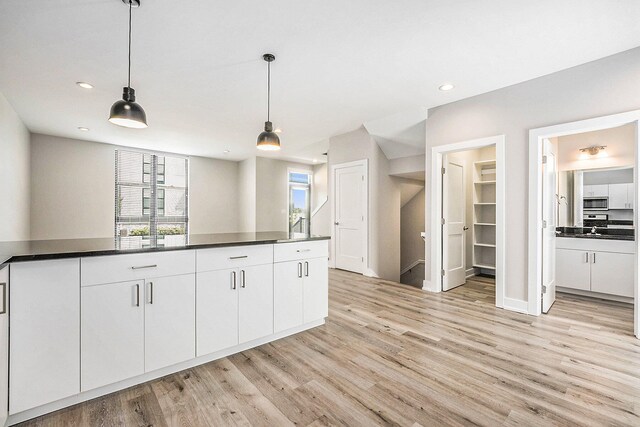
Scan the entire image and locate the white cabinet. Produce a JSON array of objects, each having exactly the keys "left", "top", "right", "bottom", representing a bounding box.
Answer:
[
  {"left": 583, "top": 184, "right": 609, "bottom": 198},
  {"left": 197, "top": 263, "right": 274, "bottom": 356},
  {"left": 556, "top": 243, "right": 634, "bottom": 297},
  {"left": 556, "top": 249, "right": 591, "bottom": 291},
  {"left": 9, "top": 259, "right": 80, "bottom": 414},
  {"left": 144, "top": 274, "right": 195, "bottom": 372},
  {"left": 608, "top": 183, "right": 634, "bottom": 209},
  {"left": 0, "top": 267, "right": 8, "bottom": 427},
  {"left": 197, "top": 269, "right": 239, "bottom": 356},
  {"left": 82, "top": 274, "right": 196, "bottom": 391},
  {"left": 81, "top": 280, "right": 145, "bottom": 391},
  {"left": 590, "top": 252, "right": 634, "bottom": 297},
  {"left": 274, "top": 255, "right": 329, "bottom": 334}
]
